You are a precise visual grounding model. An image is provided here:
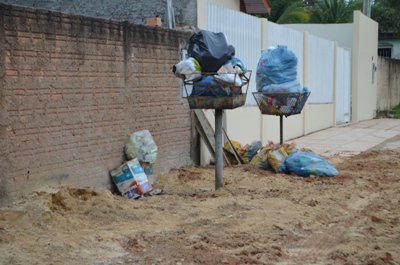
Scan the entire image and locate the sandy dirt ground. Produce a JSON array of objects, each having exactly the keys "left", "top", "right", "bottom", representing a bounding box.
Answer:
[{"left": 1, "top": 145, "right": 400, "bottom": 265}]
